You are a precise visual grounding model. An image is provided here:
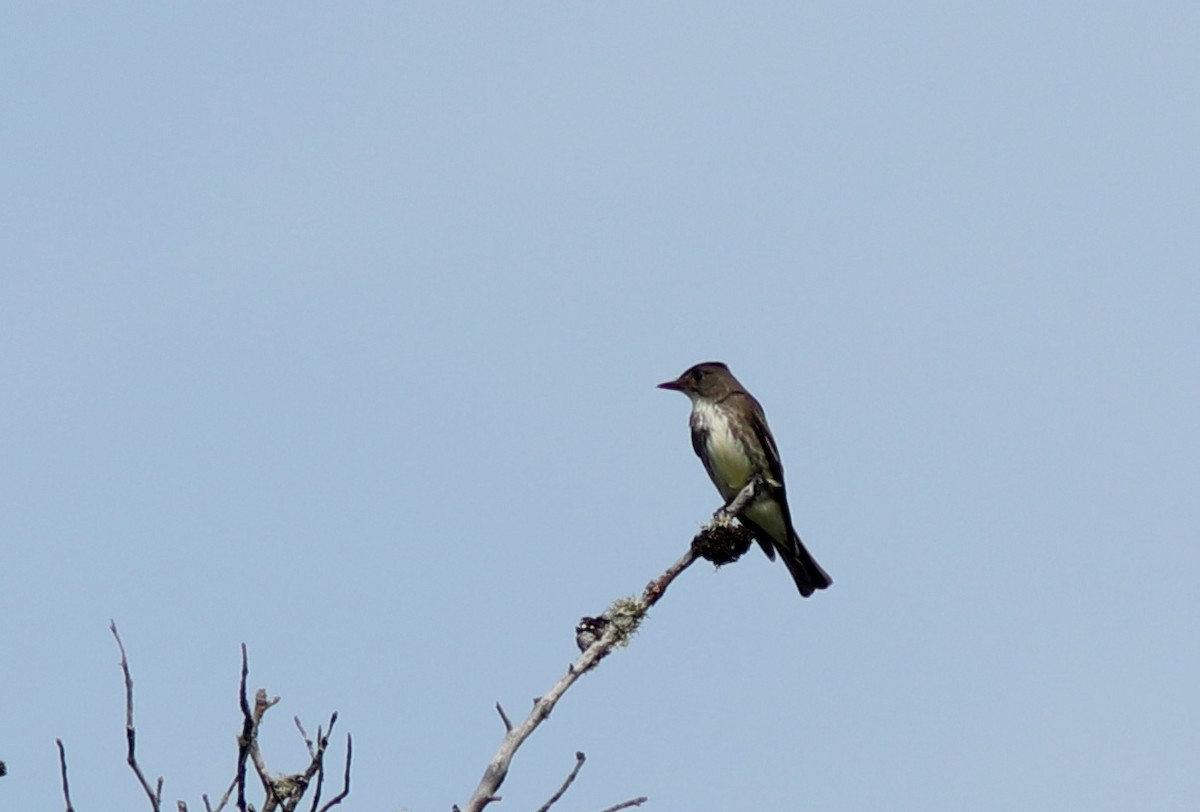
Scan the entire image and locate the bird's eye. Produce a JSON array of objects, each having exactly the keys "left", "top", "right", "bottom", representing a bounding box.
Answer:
[{"left": 690, "top": 369, "right": 703, "bottom": 382}]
